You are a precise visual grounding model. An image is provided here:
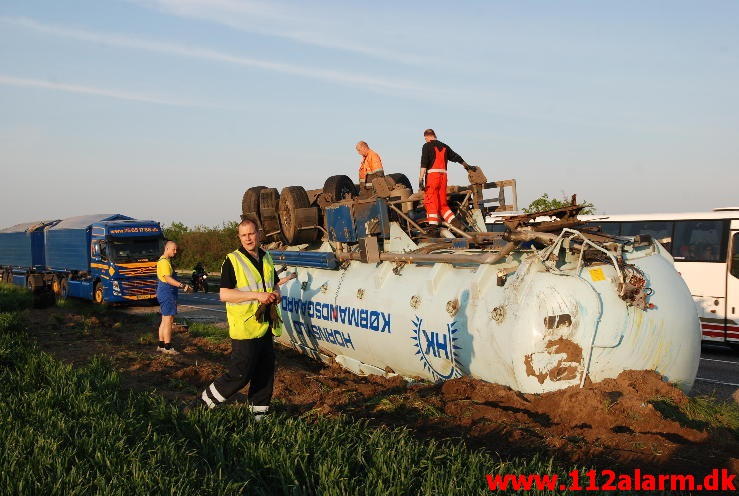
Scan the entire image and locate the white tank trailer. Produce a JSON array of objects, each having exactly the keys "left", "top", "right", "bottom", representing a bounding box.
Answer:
[{"left": 243, "top": 170, "right": 700, "bottom": 394}]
